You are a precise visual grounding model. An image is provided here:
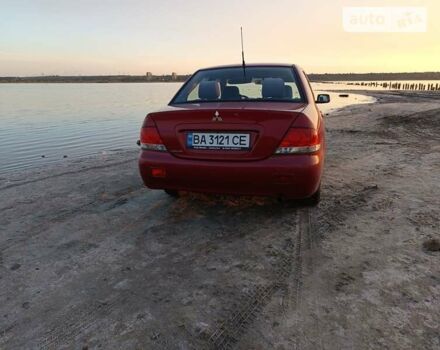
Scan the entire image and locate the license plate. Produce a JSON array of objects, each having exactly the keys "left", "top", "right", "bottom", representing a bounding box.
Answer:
[{"left": 187, "top": 132, "right": 250, "bottom": 150}]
